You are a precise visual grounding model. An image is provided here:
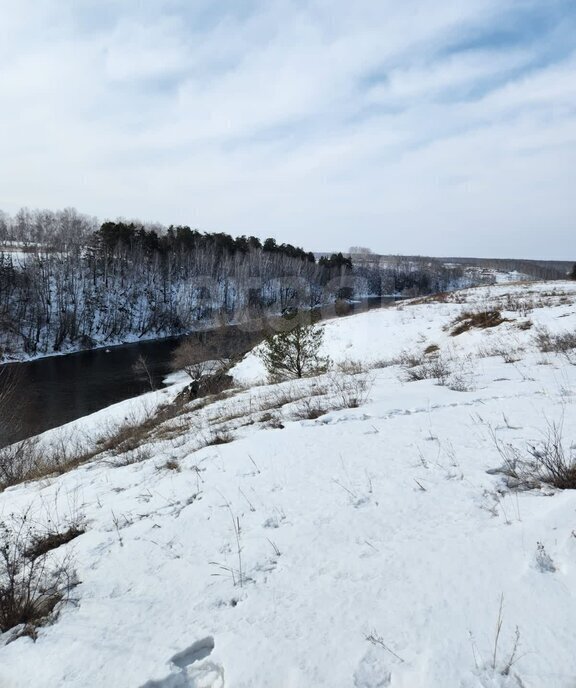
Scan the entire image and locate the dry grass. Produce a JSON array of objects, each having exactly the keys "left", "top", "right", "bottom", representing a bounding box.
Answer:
[
  {"left": 329, "top": 371, "right": 374, "bottom": 408},
  {"left": 0, "top": 512, "right": 78, "bottom": 636},
  {"left": 397, "top": 347, "right": 476, "bottom": 391},
  {"left": 478, "top": 342, "right": 524, "bottom": 364},
  {"left": 259, "top": 413, "right": 284, "bottom": 429},
  {"left": 408, "top": 291, "right": 466, "bottom": 305},
  {"left": 292, "top": 398, "right": 328, "bottom": 420},
  {"left": 206, "top": 431, "right": 235, "bottom": 446},
  {"left": 397, "top": 349, "right": 451, "bottom": 385},
  {"left": 335, "top": 359, "right": 368, "bottom": 375},
  {"left": 0, "top": 433, "right": 98, "bottom": 491},
  {"left": 159, "top": 458, "right": 181, "bottom": 472},
  {"left": 450, "top": 310, "right": 507, "bottom": 336},
  {"left": 534, "top": 326, "right": 576, "bottom": 358},
  {"left": 0, "top": 397, "right": 191, "bottom": 488},
  {"left": 25, "top": 526, "right": 85, "bottom": 561},
  {"left": 491, "top": 420, "right": 576, "bottom": 490},
  {"left": 108, "top": 446, "right": 153, "bottom": 468}
]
